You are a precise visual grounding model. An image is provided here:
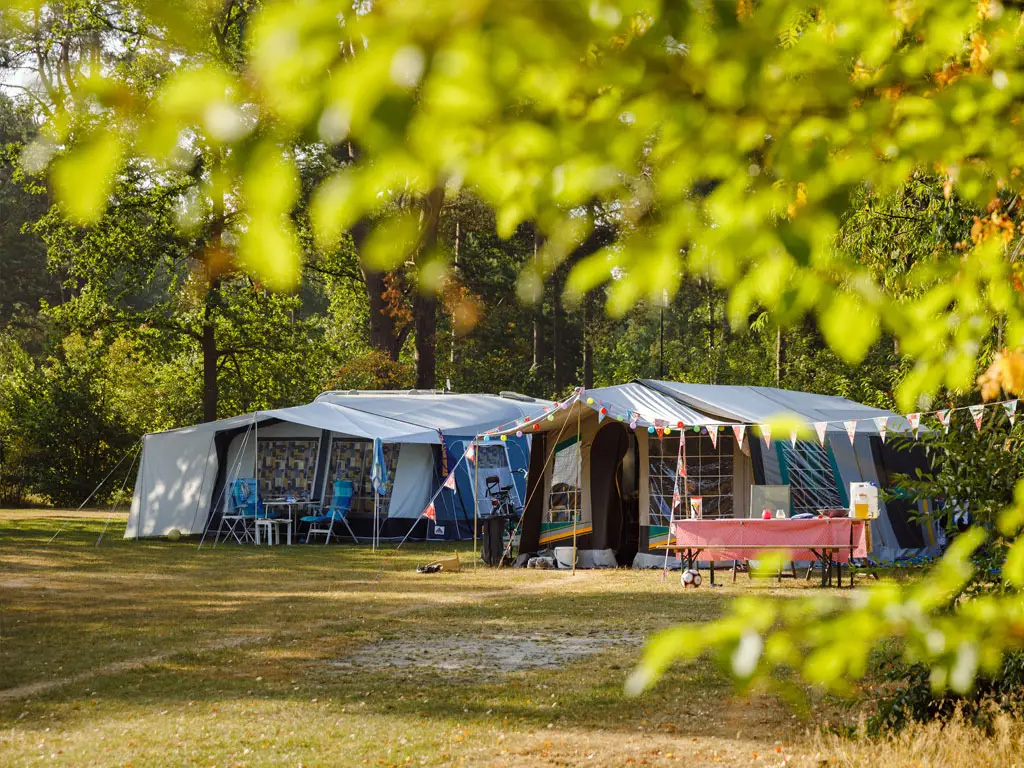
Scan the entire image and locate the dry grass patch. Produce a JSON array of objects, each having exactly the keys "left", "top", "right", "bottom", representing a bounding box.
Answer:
[{"left": 0, "top": 511, "right": 1020, "bottom": 767}]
